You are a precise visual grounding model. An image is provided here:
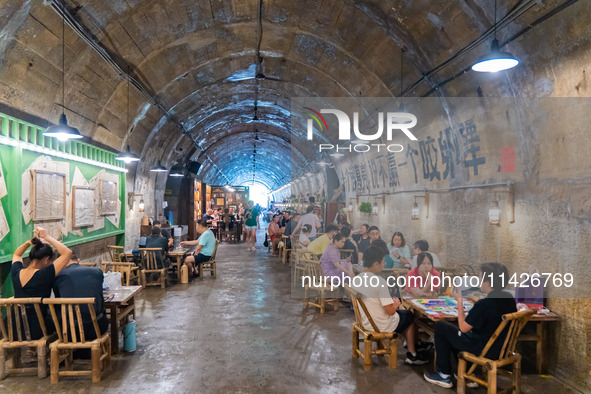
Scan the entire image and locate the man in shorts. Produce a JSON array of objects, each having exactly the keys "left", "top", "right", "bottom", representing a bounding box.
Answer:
[
  {"left": 180, "top": 220, "right": 216, "bottom": 277},
  {"left": 352, "top": 246, "right": 430, "bottom": 365}
]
